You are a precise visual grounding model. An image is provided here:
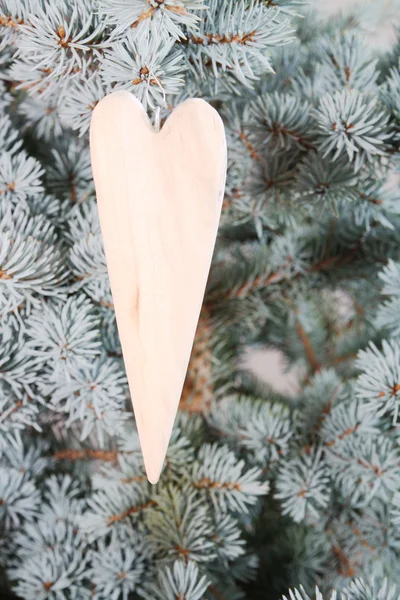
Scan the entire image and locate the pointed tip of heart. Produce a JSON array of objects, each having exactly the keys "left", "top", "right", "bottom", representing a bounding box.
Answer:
[
  {"left": 143, "top": 448, "right": 164, "bottom": 485},
  {"left": 146, "top": 466, "right": 161, "bottom": 486},
  {"left": 136, "top": 408, "right": 176, "bottom": 486}
]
